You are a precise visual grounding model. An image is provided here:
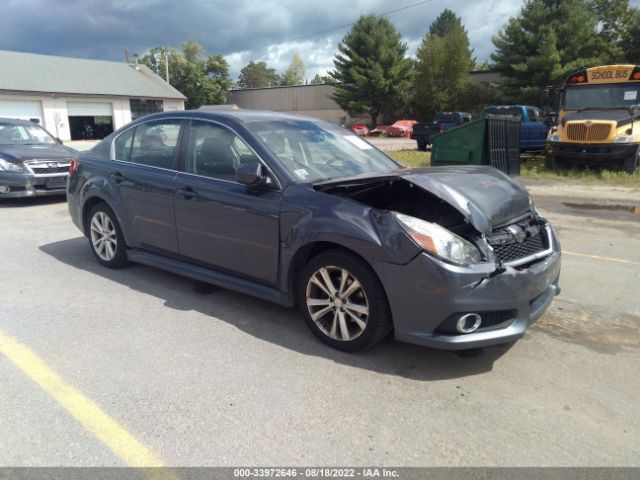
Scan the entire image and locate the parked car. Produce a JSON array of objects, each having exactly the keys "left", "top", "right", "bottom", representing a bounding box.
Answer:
[
  {"left": 368, "top": 124, "right": 391, "bottom": 136},
  {"left": 67, "top": 110, "right": 561, "bottom": 352},
  {"left": 412, "top": 112, "right": 472, "bottom": 151},
  {"left": 0, "top": 118, "right": 76, "bottom": 198},
  {"left": 350, "top": 123, "right": 369, "bottom": 136},
  {"left": 387, "top": 120, "right": 419, "bottom": 138},
  {"left": 481, "top": 106, "right": 549, "bottom": 151}
]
